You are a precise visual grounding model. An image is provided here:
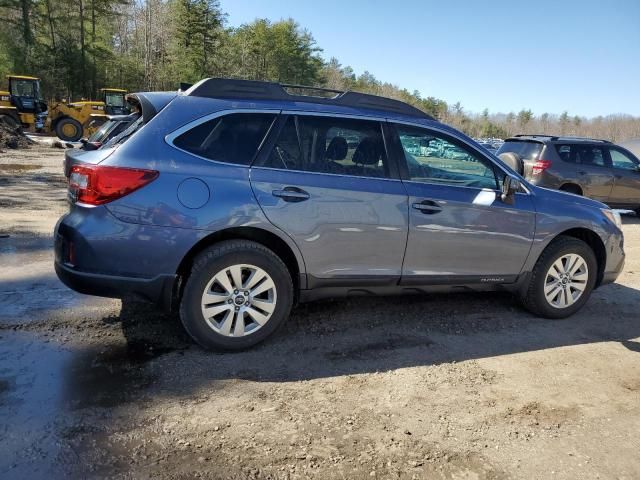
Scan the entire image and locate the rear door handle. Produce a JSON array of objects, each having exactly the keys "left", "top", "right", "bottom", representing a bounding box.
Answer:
[
  {"left": 578, "top": 171, "right": 587, "bottom": 175},
  {"left": 272, "top": 187, "right": 310, "bottom": 202},
  {"left": 412, "top": 199, "right": 442, "bottom": 214}
]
